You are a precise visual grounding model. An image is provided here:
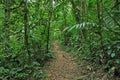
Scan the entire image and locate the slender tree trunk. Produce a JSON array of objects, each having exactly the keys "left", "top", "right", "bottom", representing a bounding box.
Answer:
[
  {"left": 81, "top": 0, "right": 86, "bottom": 39},
  {"left": 63, "top": 2, "right": 68, "bottom": 46},
  {"left": 46, "top": 13, "right": 51, "bottom": 54},
  {"left": 4, "top": 0, "right": 11, "bottom": 53},
  {"left": 46, "top": 1, "right": 52, "bottom": 53},
  {"left": 23, "top": 0, "right": 30, "bottom": 58}
]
